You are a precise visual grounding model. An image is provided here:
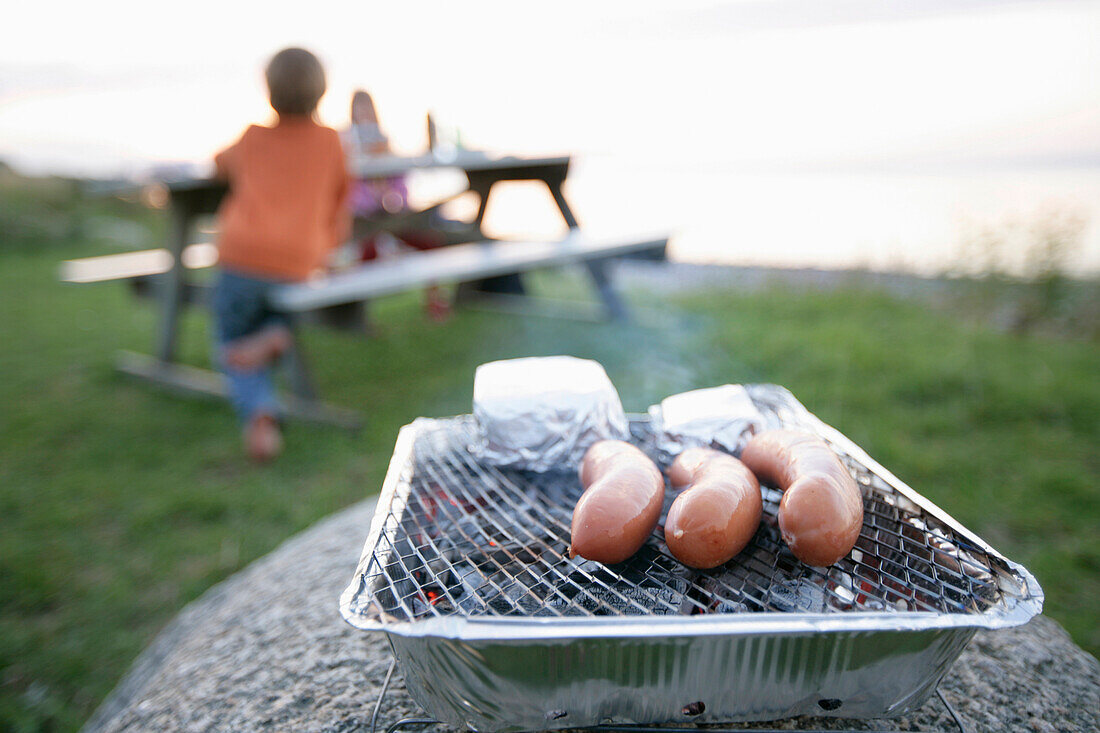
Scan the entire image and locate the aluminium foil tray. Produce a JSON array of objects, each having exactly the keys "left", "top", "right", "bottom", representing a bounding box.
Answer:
[{"left": 340, "top": 384, "right": 1043, "bottom": 731}]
